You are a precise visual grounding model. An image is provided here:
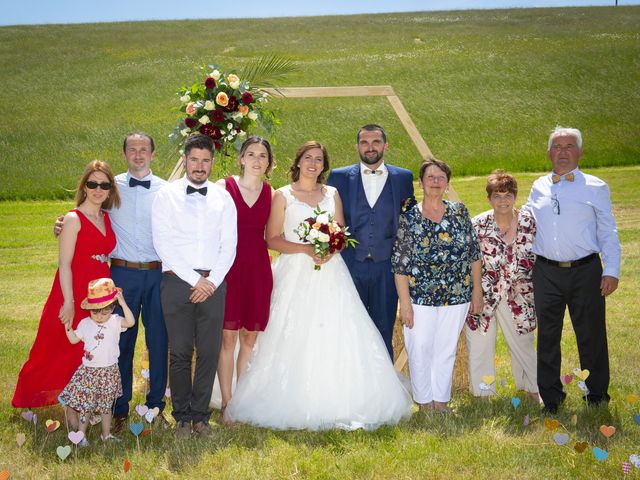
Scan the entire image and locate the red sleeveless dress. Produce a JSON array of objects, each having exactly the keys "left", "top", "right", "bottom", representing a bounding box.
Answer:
[
  {"left": 223, "top": 177, "right": 273, "bottom": 331},
  {"left": 12, "top": 209, "right": 116, "bottom": 408}
]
